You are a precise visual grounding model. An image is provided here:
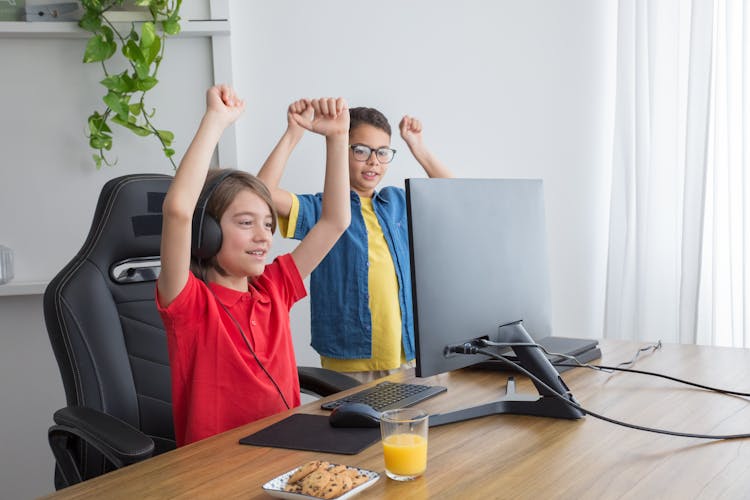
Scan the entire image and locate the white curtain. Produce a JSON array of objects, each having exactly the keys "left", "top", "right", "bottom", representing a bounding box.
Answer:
[{"left": 605, "top": 0, "right": 750, "bottom": 346}]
